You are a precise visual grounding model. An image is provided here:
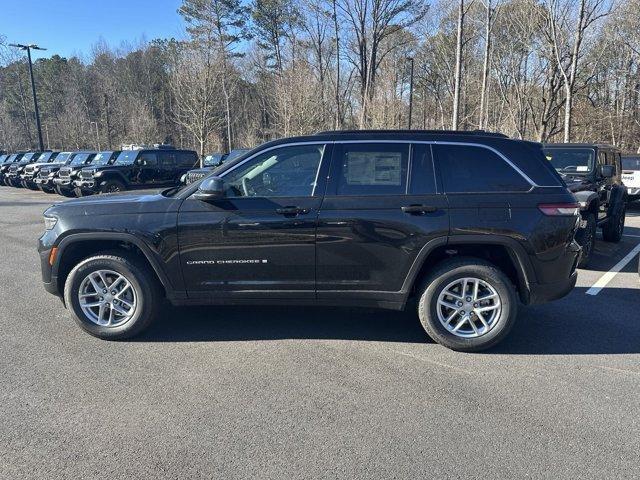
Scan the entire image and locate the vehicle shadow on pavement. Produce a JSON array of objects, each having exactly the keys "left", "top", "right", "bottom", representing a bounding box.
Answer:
[{"left": 136, "top": 287, "right": 640, "bottom": 355}]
